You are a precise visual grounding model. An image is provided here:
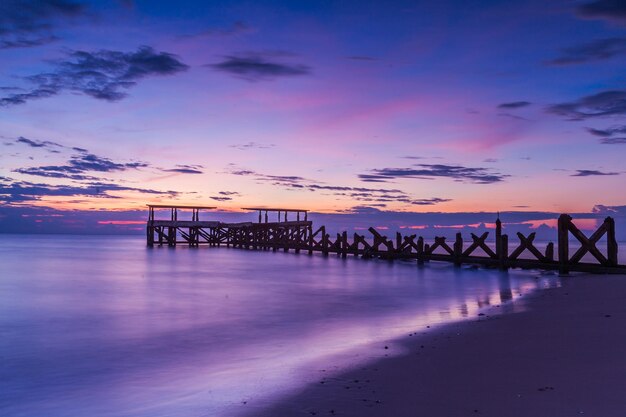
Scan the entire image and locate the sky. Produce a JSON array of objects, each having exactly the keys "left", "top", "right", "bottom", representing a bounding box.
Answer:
[{"left": 1, "top": 0, "right": 626, "bottom": 234}]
